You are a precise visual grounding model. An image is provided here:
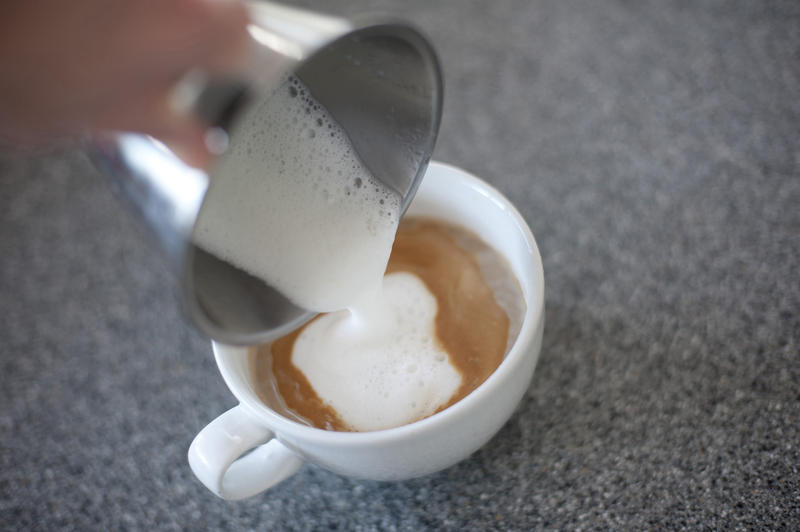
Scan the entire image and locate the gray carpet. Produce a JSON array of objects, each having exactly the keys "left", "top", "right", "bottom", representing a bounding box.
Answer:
[{"left": 2, "top": 0, "right": 798, "bottom": 529}]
